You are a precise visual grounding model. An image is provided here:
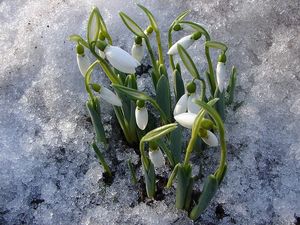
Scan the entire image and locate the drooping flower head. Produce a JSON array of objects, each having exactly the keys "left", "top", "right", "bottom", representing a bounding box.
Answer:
[
  {"left": 135, "top": 100, "right": 148, "bottom": 130},
  {"left": 76, "top": 44, "right": 91, "bottom": 77},
  {"left": 216, "top": 53, "right": 227, "bottom": 92},
  {"left": 148, "top": 141, "right": 165, "bottom": 168},
  {"left": 91, "top": 83, "right": 122, "bottom": 106}
]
